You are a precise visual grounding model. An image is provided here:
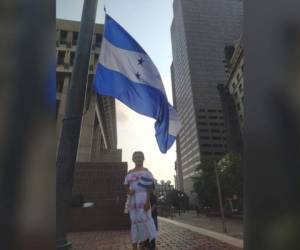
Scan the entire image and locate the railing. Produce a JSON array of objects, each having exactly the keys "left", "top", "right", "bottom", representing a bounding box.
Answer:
[{"left": 157, "top": 205, "right": 175, "bottom": 219}]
